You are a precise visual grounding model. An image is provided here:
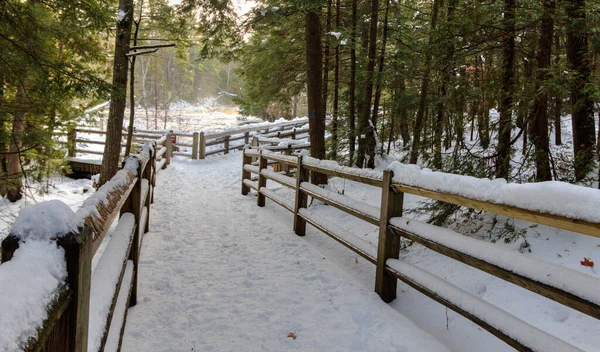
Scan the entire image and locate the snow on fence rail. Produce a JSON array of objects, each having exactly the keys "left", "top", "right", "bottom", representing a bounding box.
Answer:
[
  {"left": 241, "top": 148, "right": 600, "bottom": 352},
  {"left": 0, "top": 142, "right": 161, "bottom": 352},
  {"left": 67, "top": 118, "right": 308, "bottom": 161}
]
